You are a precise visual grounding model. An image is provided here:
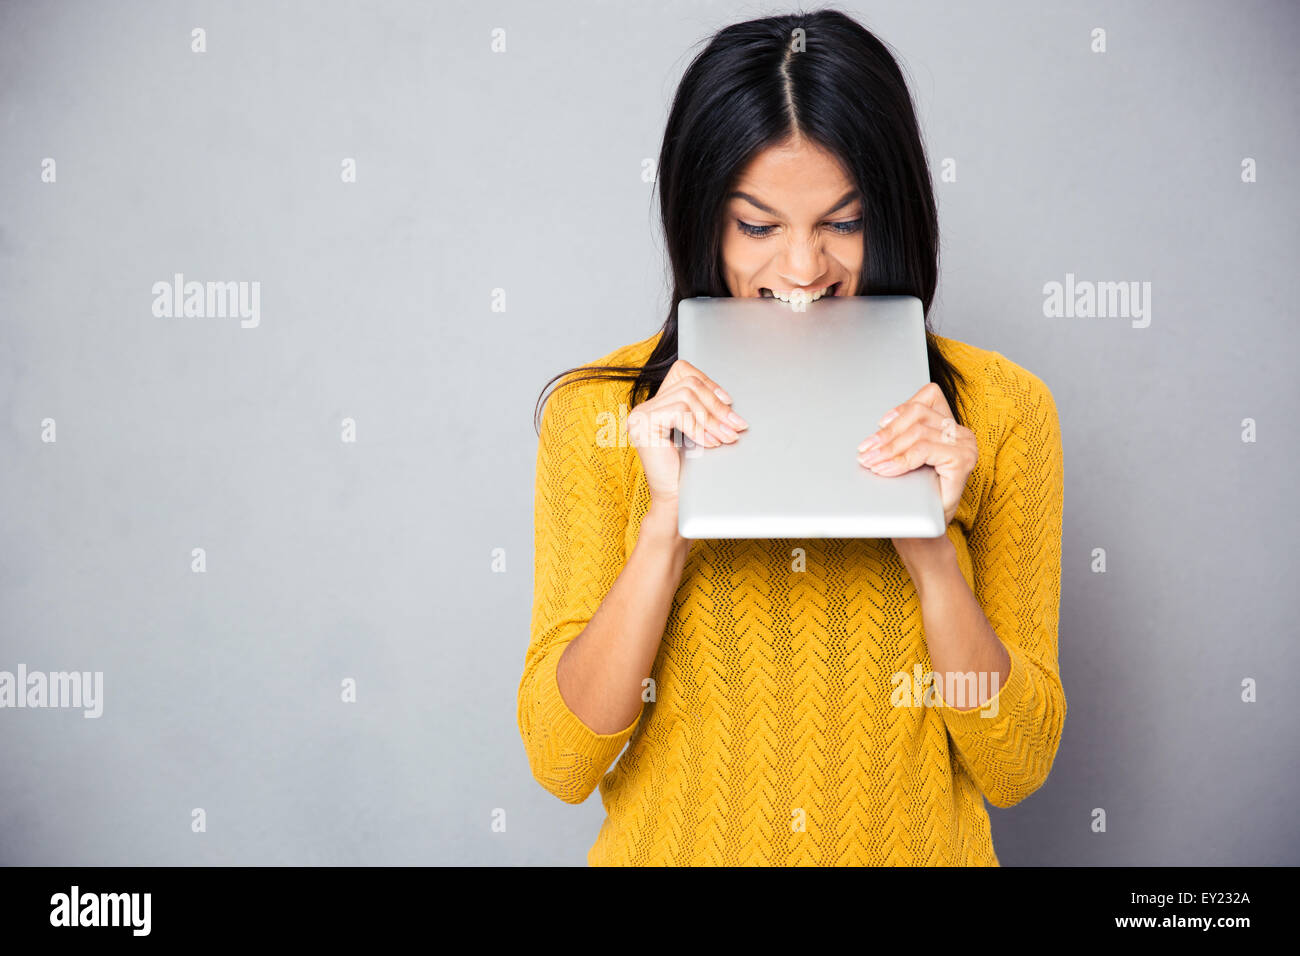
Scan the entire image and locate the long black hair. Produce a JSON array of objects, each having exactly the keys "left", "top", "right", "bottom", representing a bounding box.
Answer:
[{"left": 532, "top": 7, "right": 965, "bottom": 433}]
